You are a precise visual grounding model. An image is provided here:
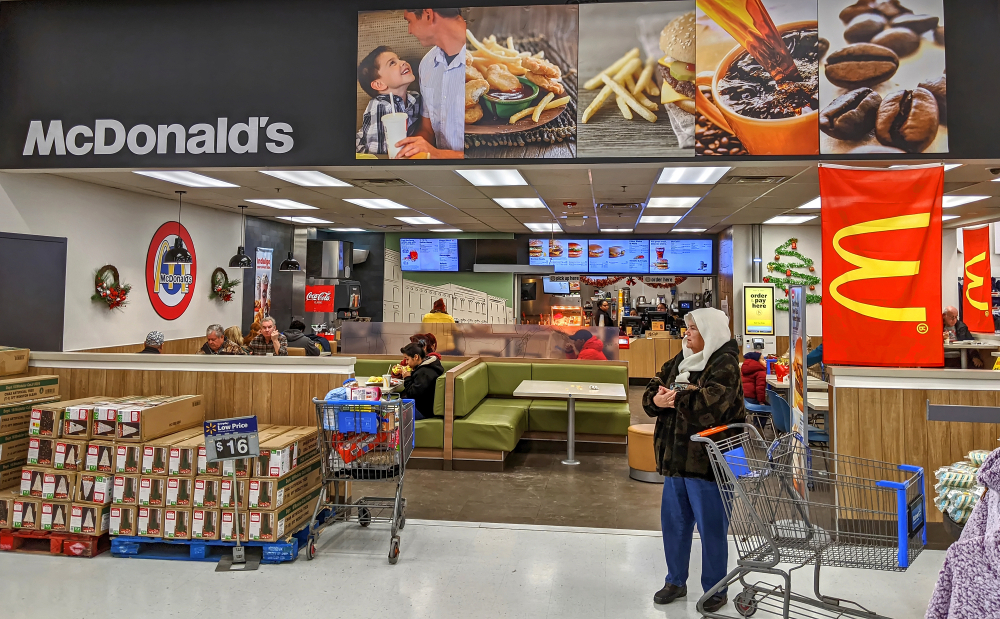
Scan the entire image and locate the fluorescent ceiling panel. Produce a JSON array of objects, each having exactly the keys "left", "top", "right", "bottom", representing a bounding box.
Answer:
[
  {"left": 493, "top": 197, "right": 546, "bottom": 209},
  {"left": 326, "top": 227, "right": 366, "bottom": 232},
  {"left": 671, "top": 228, "right": 707, "bottom": 233},
  {"left": 260, "top": 170, "right": 351, "bottom": 187},
  {"left": 646, "top": 197, "right": 700, "bottom": 208},
  {"left": 276, "top": 216, "right": 332, "bottom": 224},
  {"left": 133, "top": 171, "right": 238, "bottom": 188},
  {"left": 246, "top": 198, "right": 319, "bottom": 210},
  {"left": 942, "top": 195, "right": 989, "bottom": 208},
  {"left": 396, "top": 216, "right": 443, "bottom": 225},
  {"left": 455, "top": 169, "right": 528, "bottom": 186},
  {"left": 524, "top": 222, "right": 562, "bottom": 232},
  {"left": 430, "top": 228, "right": 463, "bottom": 232},
  {"left": 599, "top": 228, "right": 634, "bottom": 232},
  {"left": 764, "top": 215, "right": 818, "bottom": 224},
  {"left": 942, "top": 215, "right": 960, "bottom": 221},
  {"left": 639, "top": 215, "right": 682, "bottom": 224},
  {"left": 344, "top": 198, "right": 408, "bottom": 210},
  {"left": 797, "top": 198, "right": 821, "bottom": 209},
  {"left": 657, "top": 166, "right": 730, "bottom": 185}
]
